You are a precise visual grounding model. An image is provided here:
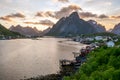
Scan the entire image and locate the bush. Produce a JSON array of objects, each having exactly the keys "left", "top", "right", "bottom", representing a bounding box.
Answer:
[{"left": 64, "top": 47, "right": 120, "bottom": 80}]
